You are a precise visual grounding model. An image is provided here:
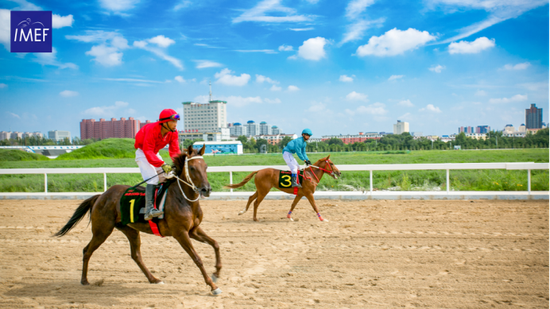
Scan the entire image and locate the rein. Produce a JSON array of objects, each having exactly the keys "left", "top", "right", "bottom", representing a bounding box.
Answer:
[
  {"left": 302, "top": 159, "right": 335, "bottom": 183},
  {"left": 172, "top": 155, "right": 204, "bottom": 203}
]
